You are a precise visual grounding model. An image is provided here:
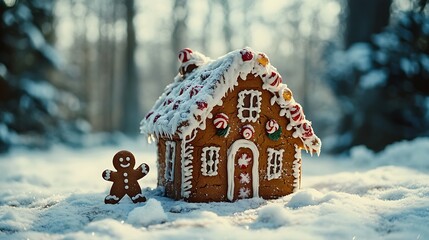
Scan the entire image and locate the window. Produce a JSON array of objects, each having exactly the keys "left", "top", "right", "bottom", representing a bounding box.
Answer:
[
  {"left": 267, "top": 148, "right": 284, "bottom": 180},
  {"left": 201, "top": 146, "right": 220, "bottom": 176},
  {"left": 165, "top": 141, "right": 176, "bottom": 181},
  {"left": 237, "top": 90, "right": 262, "bottom": 122}
]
